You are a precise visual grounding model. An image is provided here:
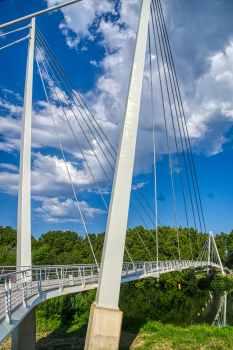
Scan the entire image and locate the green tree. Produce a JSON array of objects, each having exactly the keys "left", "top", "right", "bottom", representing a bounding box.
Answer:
[{"left": 32, "top": 246, "right": 54, "bottom": 265}]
